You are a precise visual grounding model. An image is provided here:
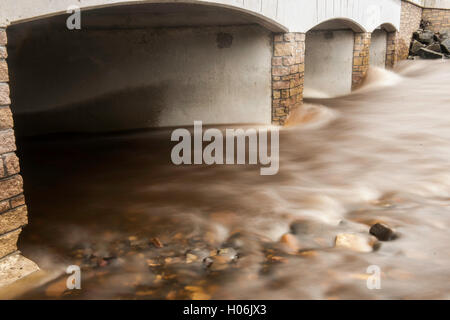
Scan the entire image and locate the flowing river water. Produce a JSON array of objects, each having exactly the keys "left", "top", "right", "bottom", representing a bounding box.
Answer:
[{"left": 3, "top": 60, "right": 450, "bottom": 300}]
